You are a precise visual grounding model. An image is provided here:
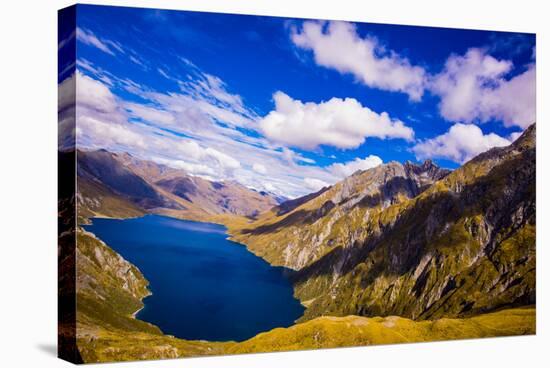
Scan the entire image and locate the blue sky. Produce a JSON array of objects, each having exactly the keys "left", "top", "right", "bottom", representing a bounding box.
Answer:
[{"left": 58, "top": 5, "right": 535, "bottom": 198}]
